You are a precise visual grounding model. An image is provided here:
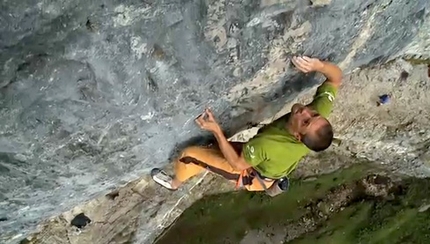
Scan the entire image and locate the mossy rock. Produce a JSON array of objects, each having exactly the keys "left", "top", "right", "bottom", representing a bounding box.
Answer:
[{"left": 155, "top": 163, "right": 430, "bottom": 244}]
